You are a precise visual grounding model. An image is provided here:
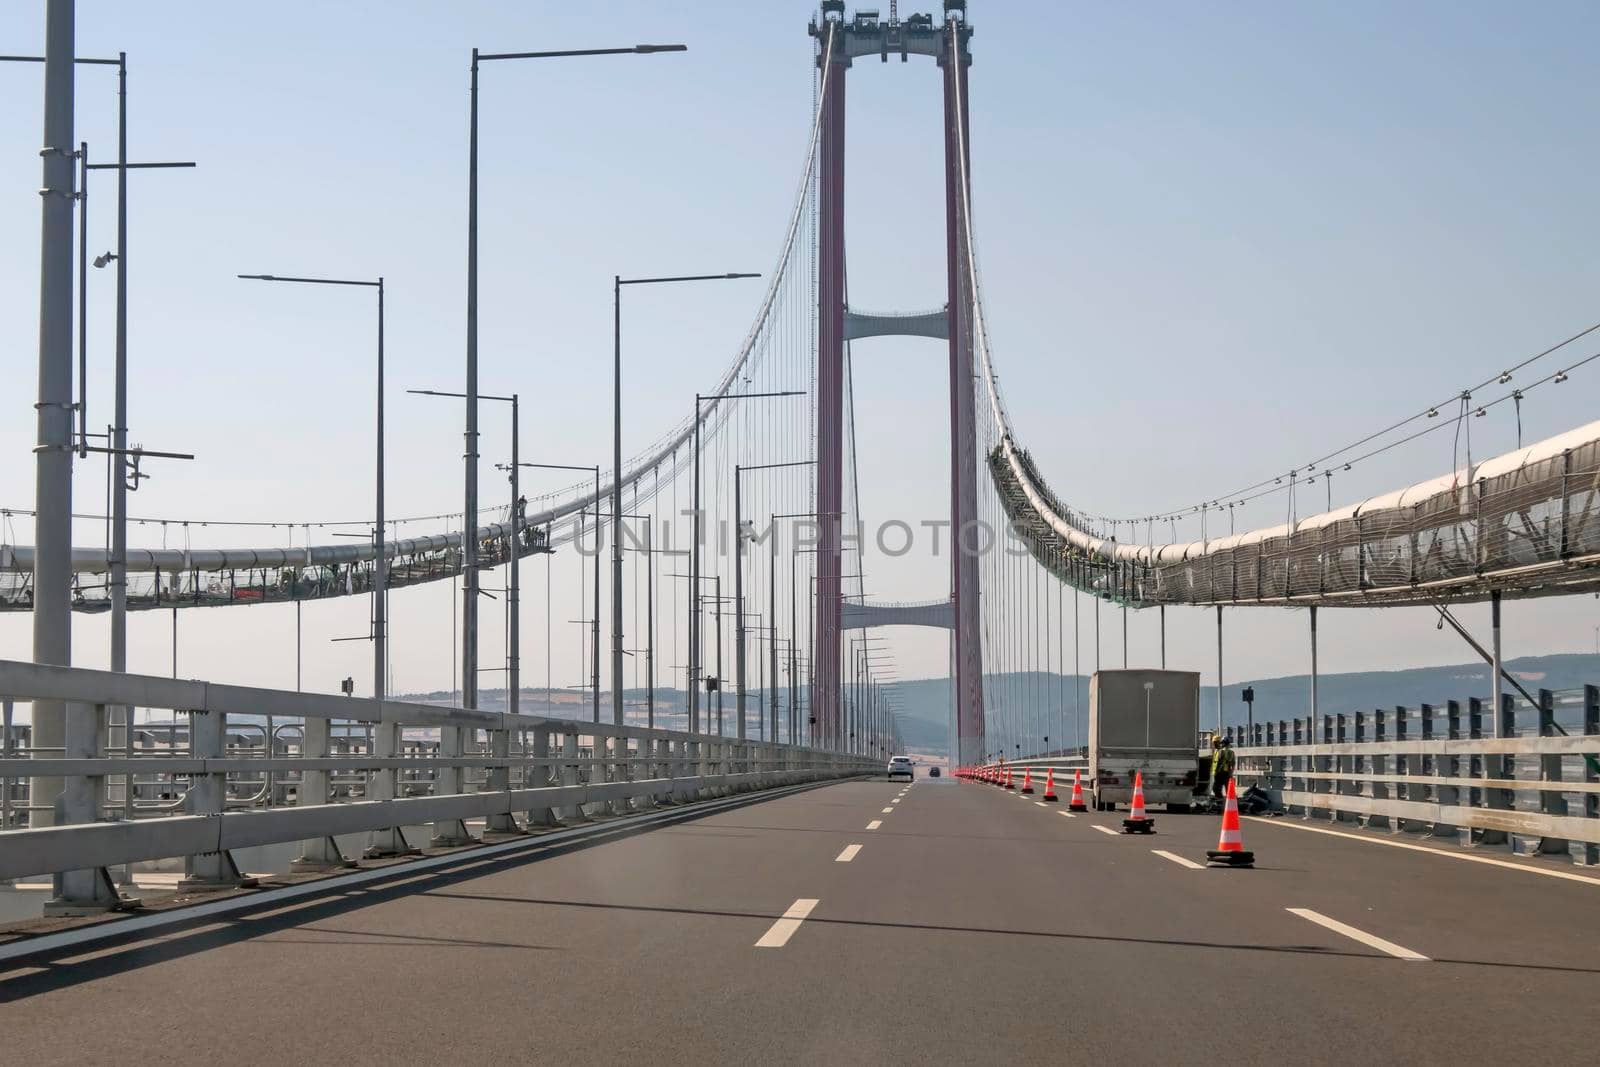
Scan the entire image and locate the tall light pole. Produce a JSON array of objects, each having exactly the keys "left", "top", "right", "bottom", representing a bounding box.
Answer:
[
  {"left": 240, "top": 274, "right": 385, "bottom": 700},
  {"left": 690, "top": 388, "right": 803, "bottom": 733},
  {"left": 4, "top": 41, "right": 107, "bottom": 853},
  {"left": 467, "top": 43, "right": 684, "bottom": 725},
  {"left": 613, "top": 272, "right": 758, "bottom": 729},
  {"left": 732, "top": 460, "right": 811, "bottom": 740}
]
